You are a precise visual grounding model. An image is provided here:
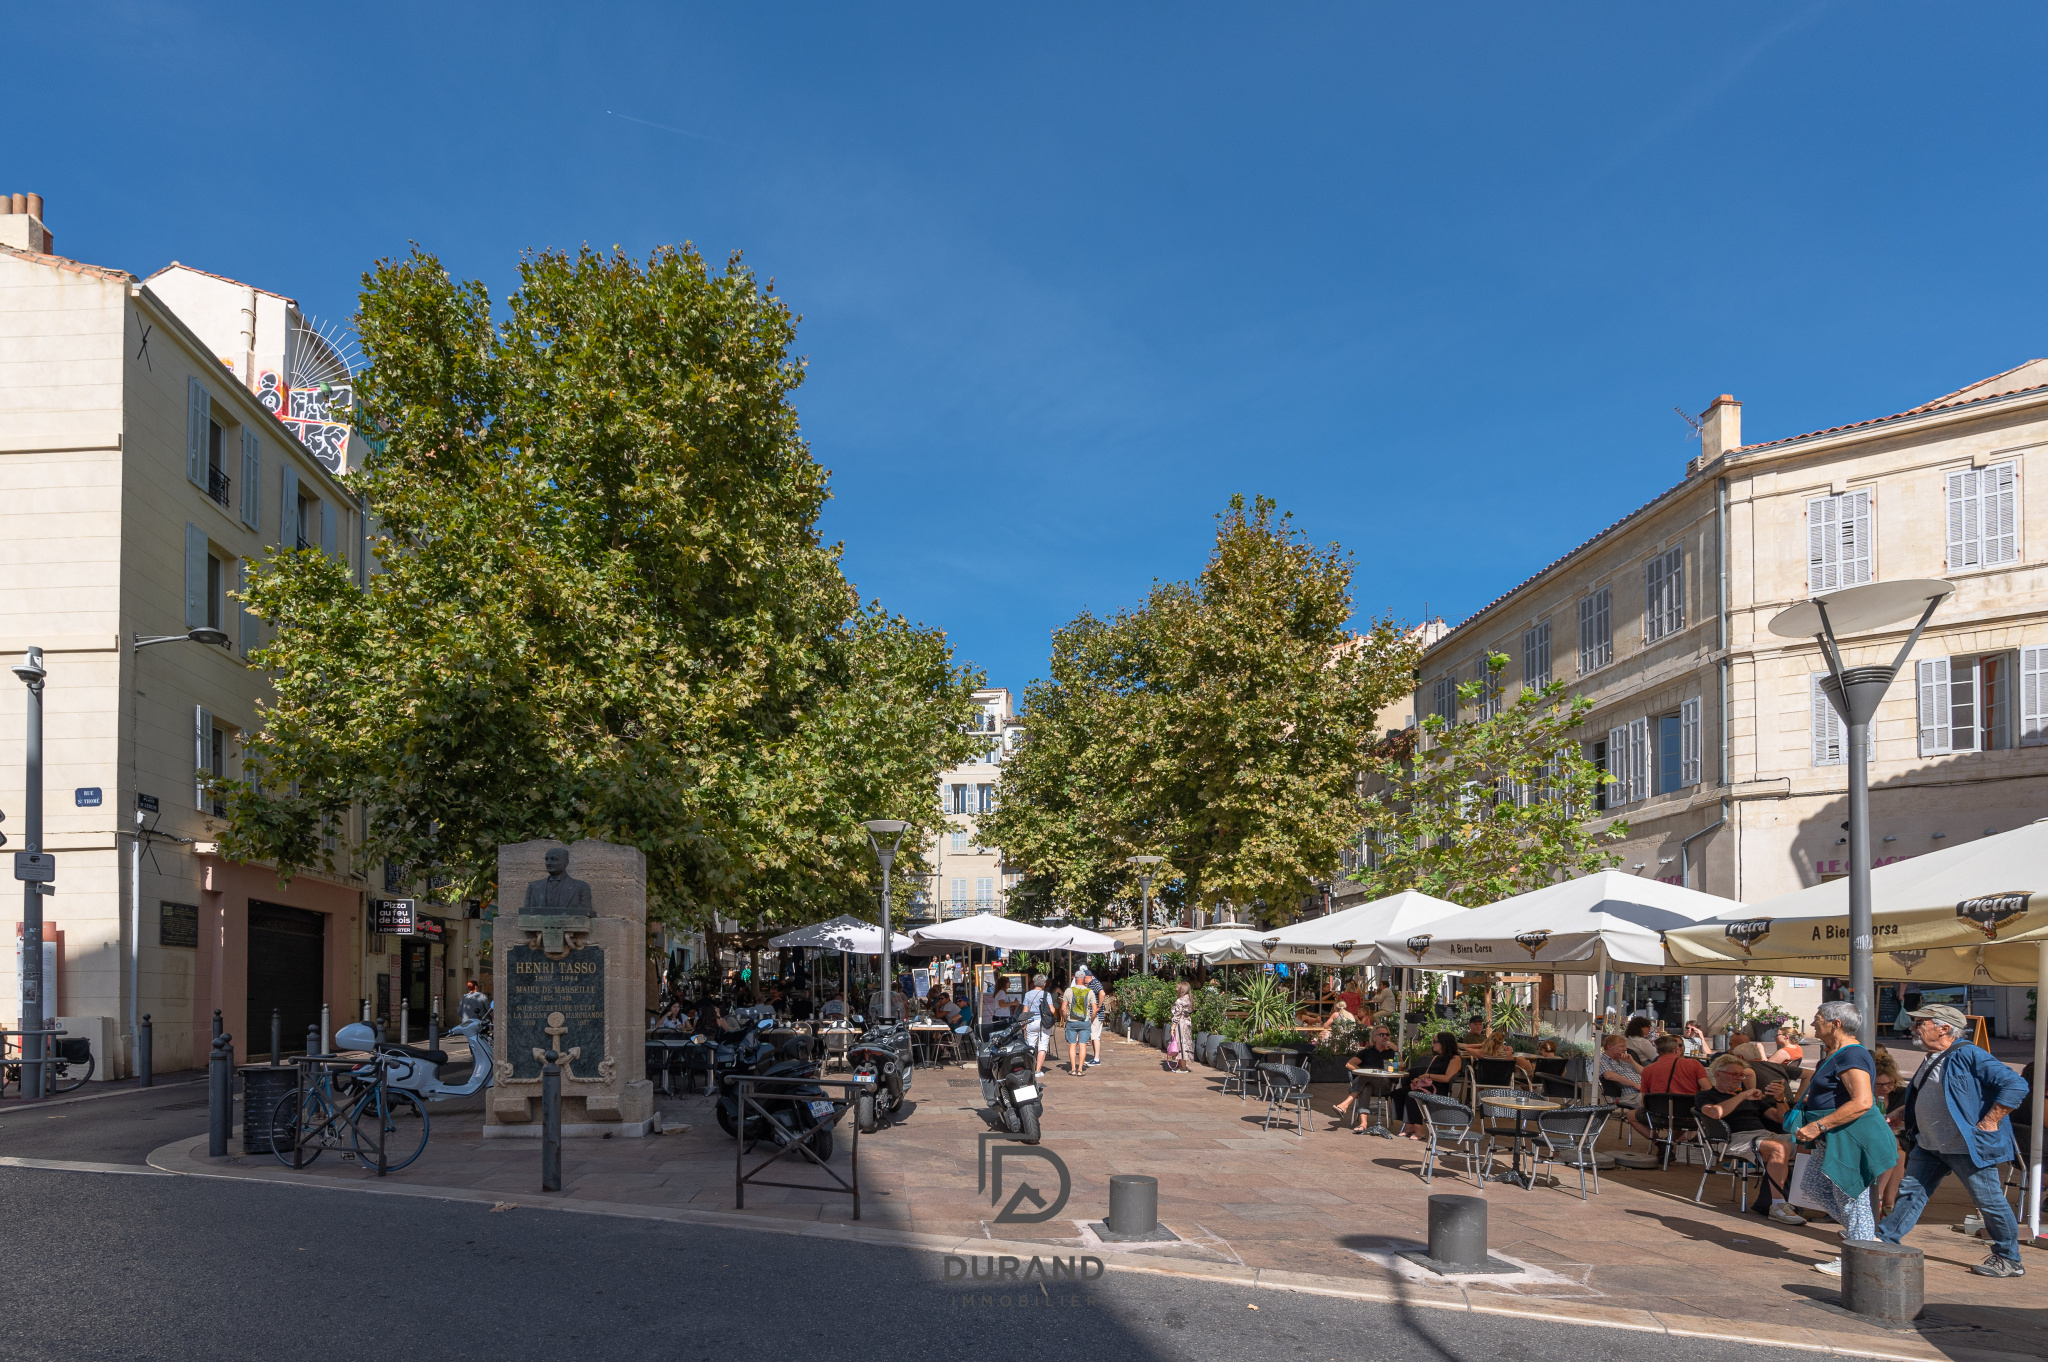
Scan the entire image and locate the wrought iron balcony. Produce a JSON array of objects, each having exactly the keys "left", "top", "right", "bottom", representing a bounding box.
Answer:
[{"left": 206, "top": 466, "right": 232, "bottom": 507}]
